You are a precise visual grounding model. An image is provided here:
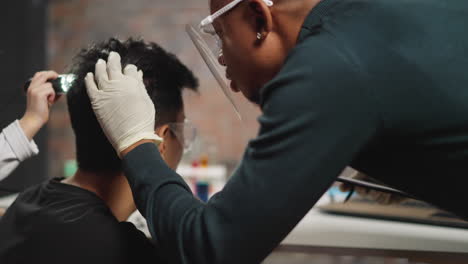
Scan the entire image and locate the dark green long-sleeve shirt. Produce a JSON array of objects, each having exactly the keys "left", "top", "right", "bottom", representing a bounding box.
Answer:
[{"left": 123, "top": 0, "right": 468, "bottom": 263}]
